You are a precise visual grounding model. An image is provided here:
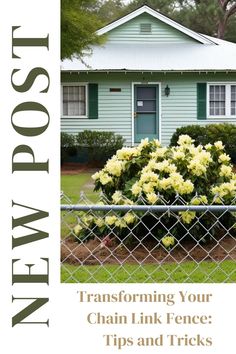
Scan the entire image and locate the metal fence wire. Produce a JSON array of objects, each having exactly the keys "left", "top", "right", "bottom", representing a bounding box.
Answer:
[{"left": 61, "top": 192, "right": 236, "bottom": 283}]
